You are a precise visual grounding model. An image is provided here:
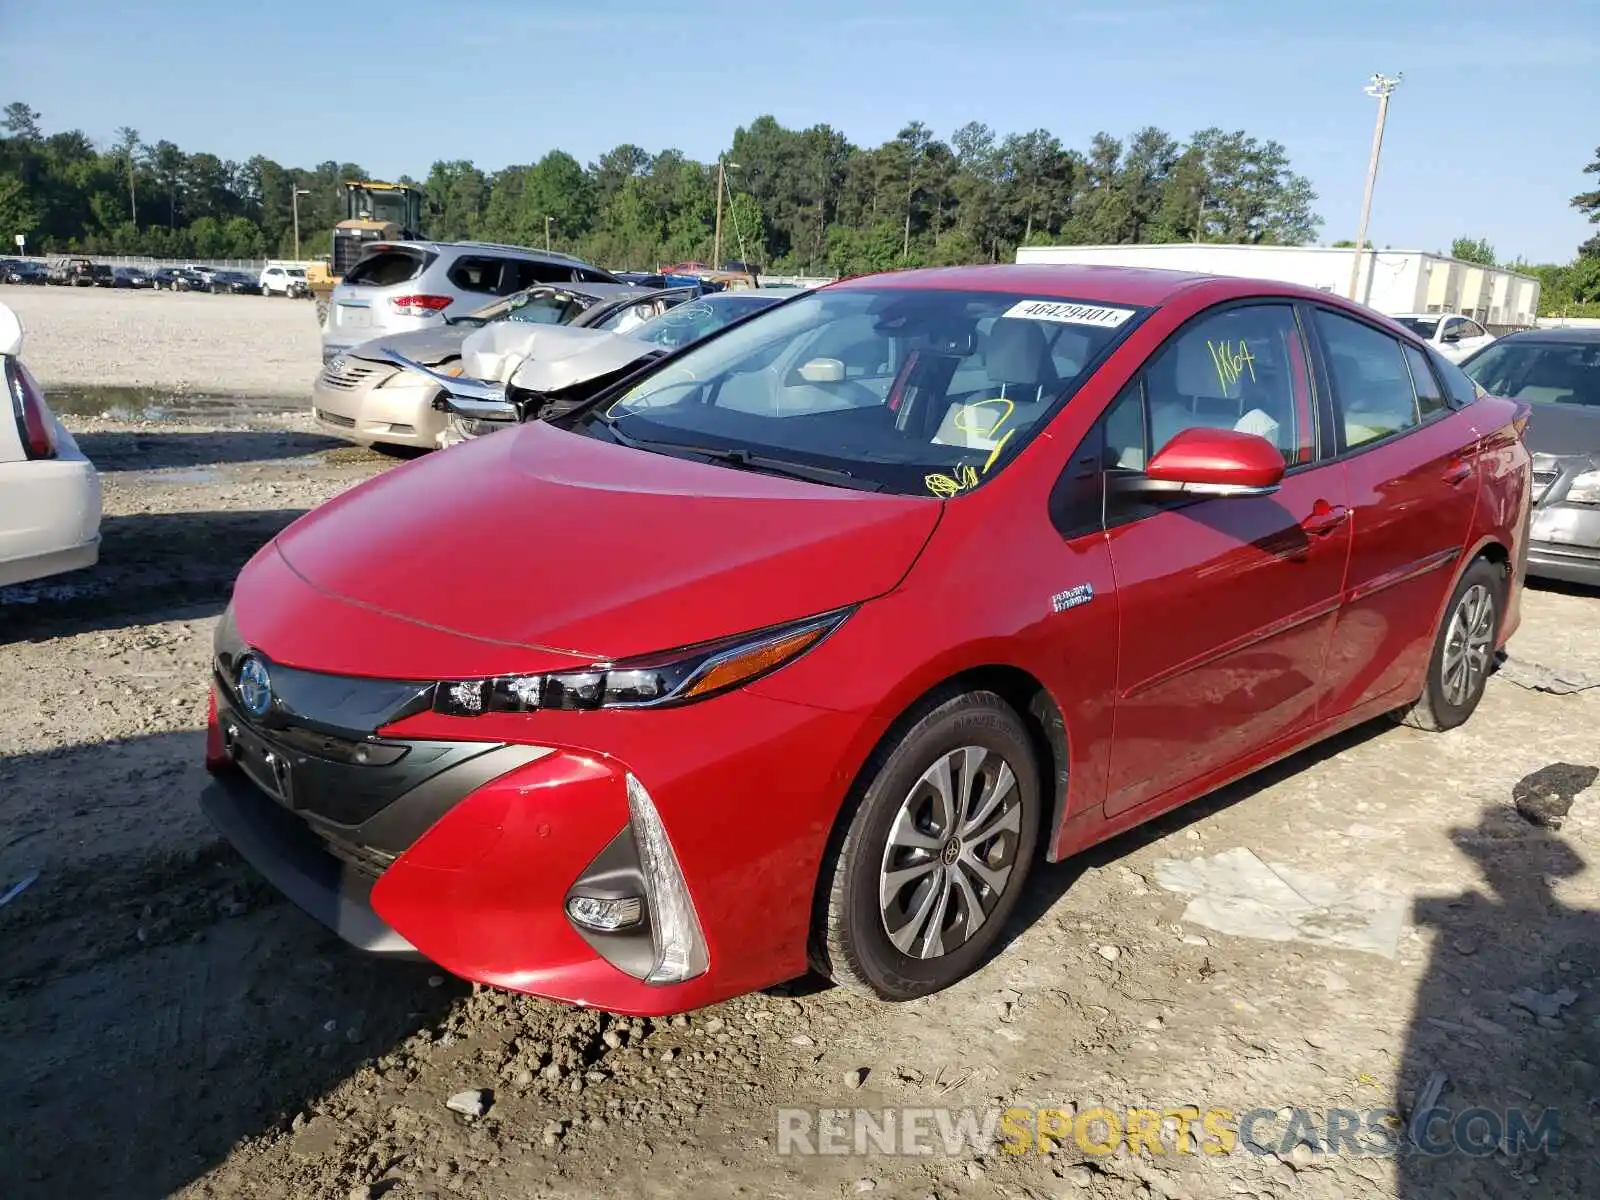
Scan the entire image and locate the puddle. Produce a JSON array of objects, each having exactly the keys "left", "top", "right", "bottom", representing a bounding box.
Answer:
[
  {"left": 140, "top": 466, "right": 223, "bottom": 485},
  {"left": 48, "top": 385, "right": 302, "bottom": 422}
]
